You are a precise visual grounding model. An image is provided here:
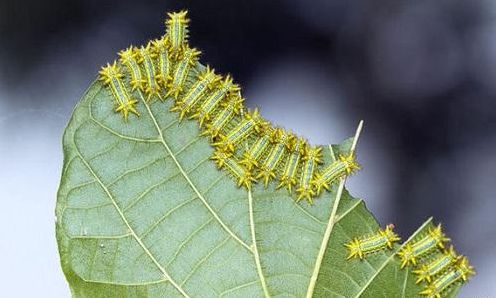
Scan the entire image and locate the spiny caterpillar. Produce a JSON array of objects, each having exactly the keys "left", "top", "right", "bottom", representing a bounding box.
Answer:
[
  {"left": 151, "top": 37, "right": 172, "bottom": 87},
  {"left": 98, "top": 10, "right": 363, "bottom": 203},
  {"left": 165, "top": 10, "right": 189, "bottom": 58},
  {"left": 314, "top": 153, "right": 360, "bottom": 195},
  {"left": 397, "top": 224, "right": 450, "bottom": 268},
  {"left": 138, "top": 44, "right": 161, "bottom": 100},
  {"left": 413, "top": 246, "right": 461, "bottom": 284},
  {"left": 296, "top": 146, "right": 322, "bottom": 203},
  {"left": 98, "top": 62, "right": 139, "bottom": 121},
  {"left": 211, "top": 150, "right": 256, "bottom": 189},
  {"left": 118, "top": 47, "right": 145, "bottom": 91},
  {"left": 170, "top": 66, "right": 220, "bottom": 120},
  {"left": 257, "top": 128, "right": 295, "bottom": 187},
  {"left": 201, "top": 102, "right": 238, "bottom": 141},
  {"left": 420, "top": 257, "right": 474, "bottom": 298},
  {"left": 191, "top": 75, "right": 241, "bottom": 127},
  {"left": 213, "top": 108, "right": 269, "bottom": 154},
  {"left": 239, "top": 129, "right": 273, "bottom": 170},
  {"left": 278, "top": 138, "right": 307, "bottom": 193},
  {"left": 167, "top": 46, "right": 201, "bottom": 99},
  {"left": 345, "top": 224, "right": 401, "bottom": 260}
]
